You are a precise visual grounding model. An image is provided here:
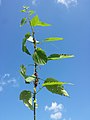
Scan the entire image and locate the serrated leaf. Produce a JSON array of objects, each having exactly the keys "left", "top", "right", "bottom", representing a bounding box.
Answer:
[
  {"left": 30, "top": 15, "right": 51, "bottom": 27},
  {"left": 42, "top": 78, "right": 69, "bottom": 97},
  {"left": 20, "top": 90, "right": 34, "bottom": 110},
  {"left": 20, "top": 18, "right": 27, "bottom": 27},
  {"left": 48, "top": 54, "right": 74, "bottom": 60},
  {"left": 44, "top": 37, "right": 64, "bottom": 42},
  {"left": 33, "top": 48, "right": 47, "bottom": 65}
]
